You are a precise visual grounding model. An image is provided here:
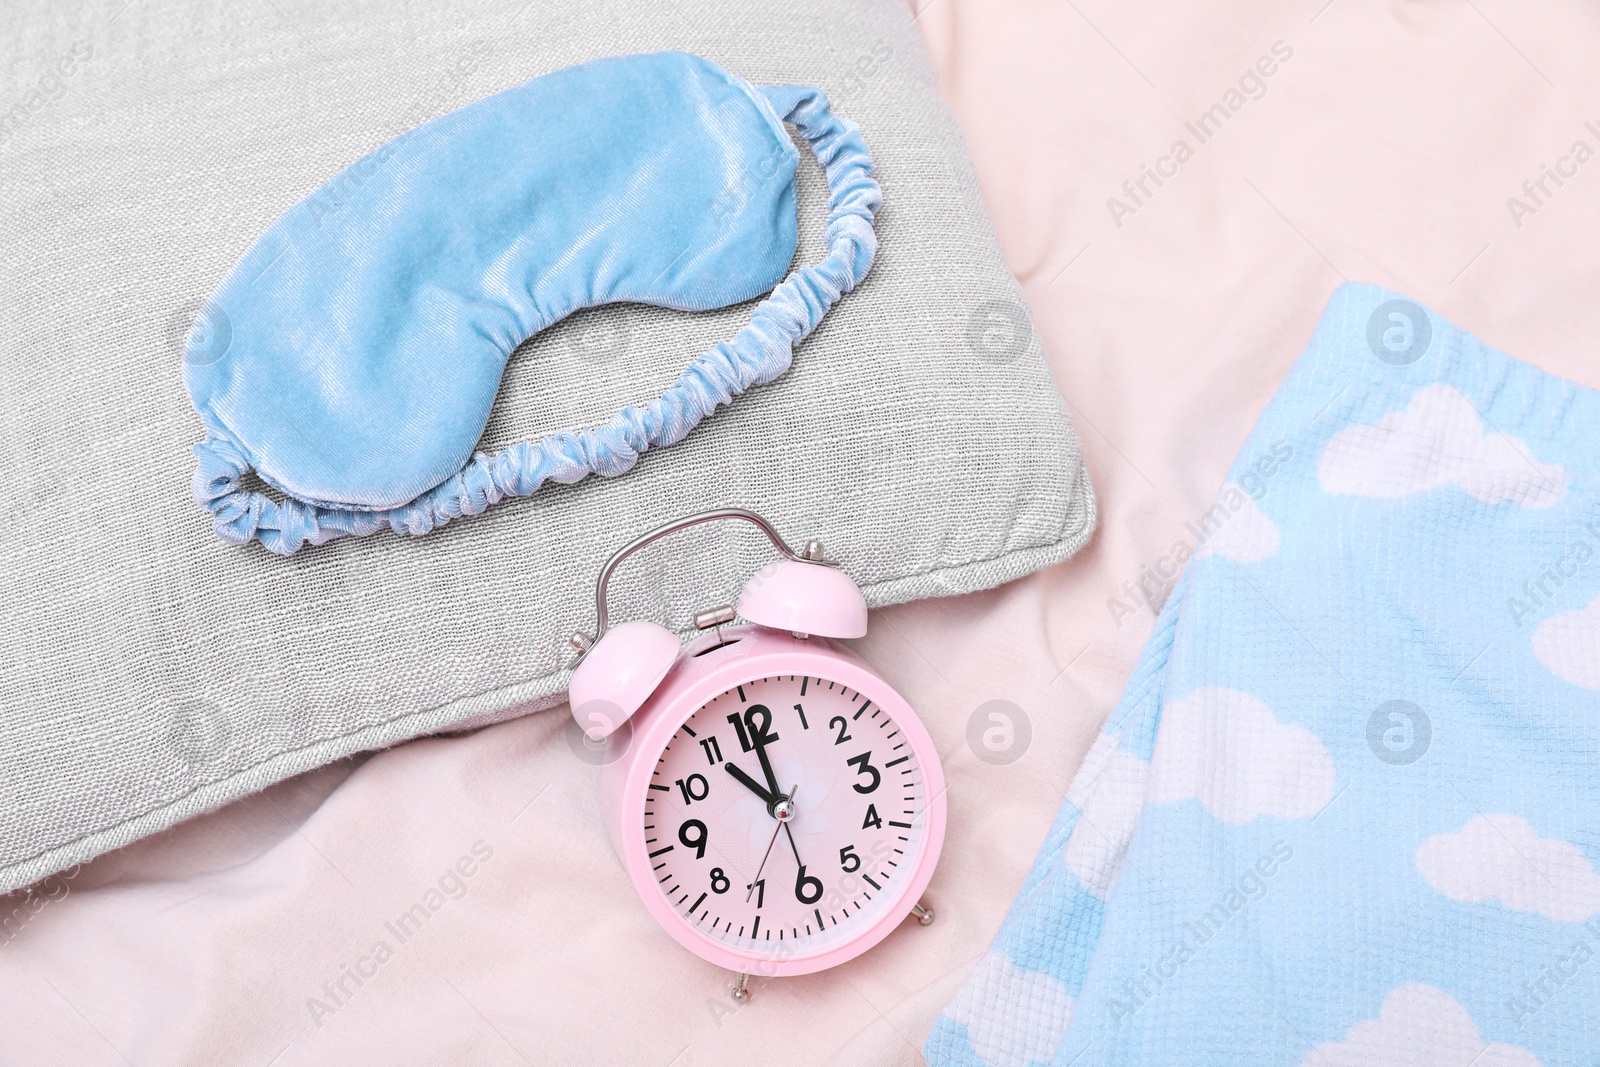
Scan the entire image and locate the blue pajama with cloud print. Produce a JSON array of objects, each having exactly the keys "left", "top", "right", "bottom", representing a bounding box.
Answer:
[{"left": 928, "top": 283, "right": 1600, "bottom": 1067}]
